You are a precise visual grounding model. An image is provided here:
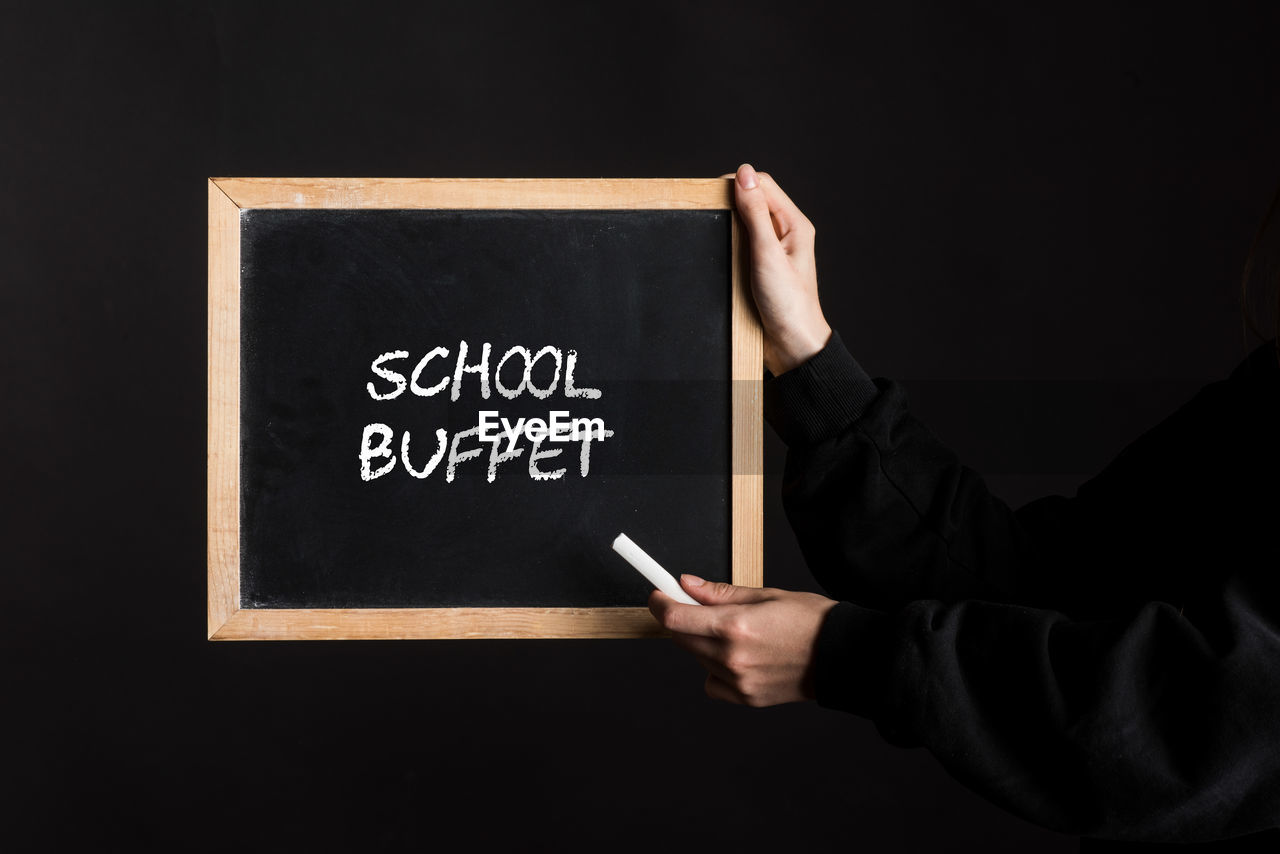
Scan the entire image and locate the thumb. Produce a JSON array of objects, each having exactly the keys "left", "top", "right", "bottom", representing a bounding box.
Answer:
[
  {"left": 734, "top": 164, "right": 783, "bottom": 258},
  {"left": 680, "top": 574, "right": 769, "bottom": 605}
]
